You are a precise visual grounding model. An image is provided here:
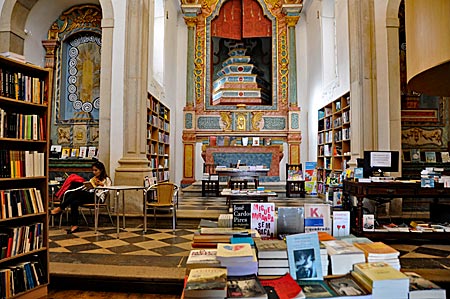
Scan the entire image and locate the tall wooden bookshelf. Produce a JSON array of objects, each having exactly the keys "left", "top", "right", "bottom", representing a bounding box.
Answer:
[
  {"left": 0, "top": 56, "right": 50, "bottom": 298},
  {"left": 146, "top": 92, "right": 170, "bottom": 182},
  {"left": 317, "top": 92, "right": 351, "bottom": 197}
]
